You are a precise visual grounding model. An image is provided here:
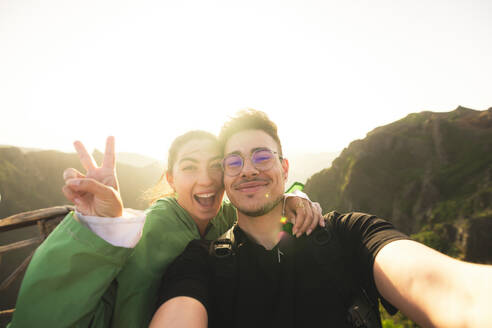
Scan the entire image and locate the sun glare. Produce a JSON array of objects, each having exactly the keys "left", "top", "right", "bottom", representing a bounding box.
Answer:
[{"left": 1, "top": 0, "right": 491, "bottom": 159}]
